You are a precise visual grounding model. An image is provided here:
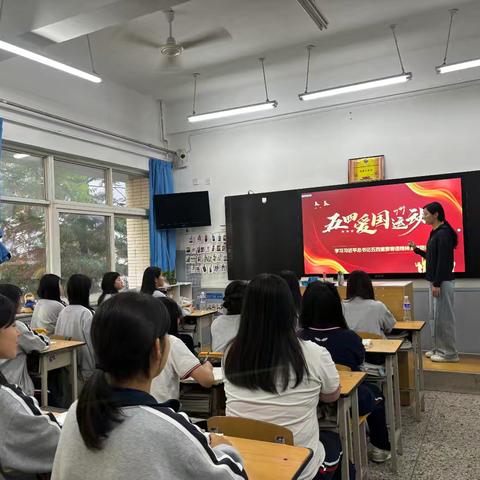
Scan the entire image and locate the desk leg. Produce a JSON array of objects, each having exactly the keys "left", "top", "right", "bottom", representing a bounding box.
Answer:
[
  {"left": 416, "top": 332, "right": 425, "bottom": 412},
  {"left": 350, "top": 389, "right": 363, "bottom": 479},
  {"left": 40, "top": 356, "right": 48, "bottom": 408},
  {"left": 338, "top": 397, "right": 351, "bottom": 480},
  {"left": 393, "top": 353, "right": 403, "bottom": 455},
  {"left": 70, "top": 349, "right": 78, "bottom": 401},
  {"left": 385, "top": 356, "right": 398, "bottom": 473},
  {"left": 412, "top": 332, "right": 421, "bottom": 421}
]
